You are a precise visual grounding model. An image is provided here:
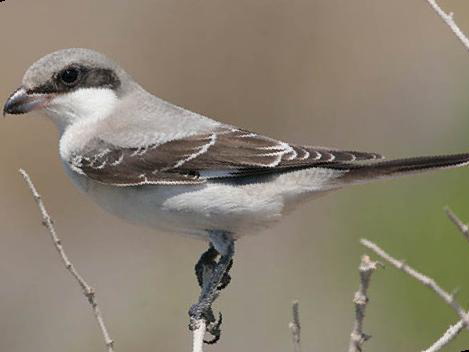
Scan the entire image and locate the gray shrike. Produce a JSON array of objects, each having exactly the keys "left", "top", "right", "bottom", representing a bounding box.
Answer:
[{"left": 4, "top": 48, "right": 469, "bottom": 342}]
